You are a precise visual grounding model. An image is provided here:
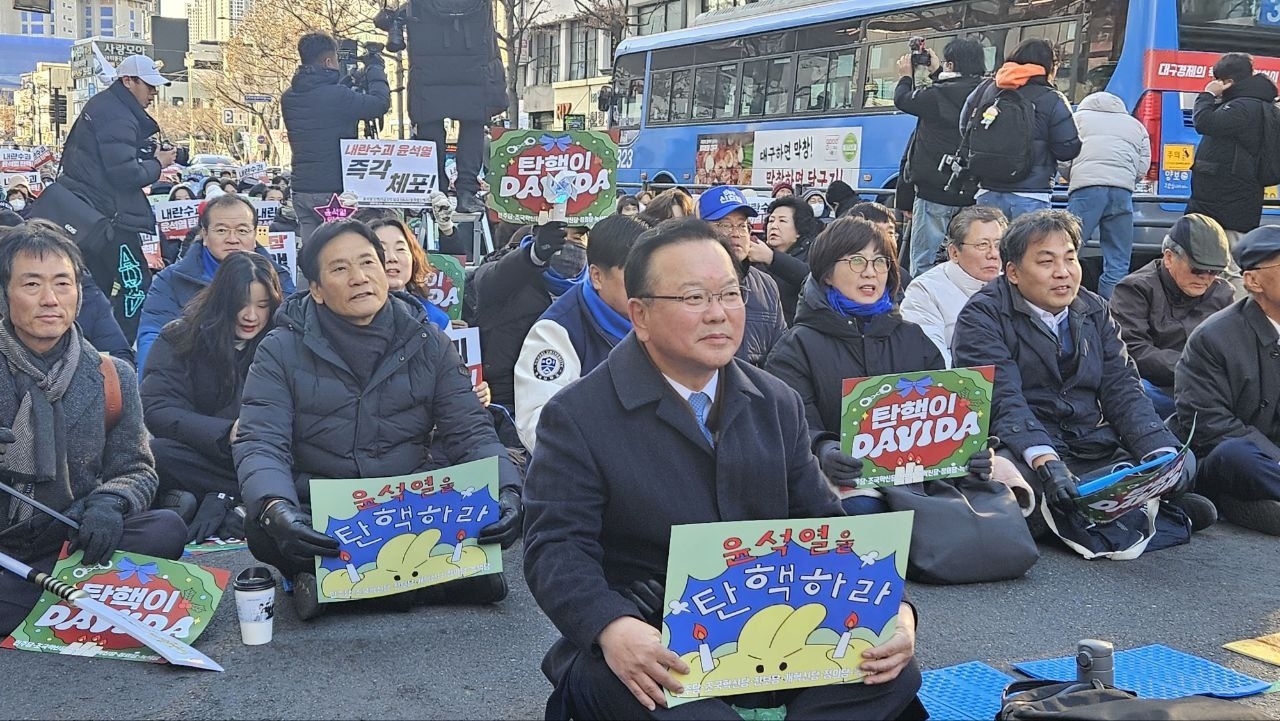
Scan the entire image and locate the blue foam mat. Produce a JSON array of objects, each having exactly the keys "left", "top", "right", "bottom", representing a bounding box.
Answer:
[
  {"left": 920, "top": 661, "right": 1016, "bottom": 721},
  {"left": 1014, "top": 644, "right": 1272, "bottom": 699}
]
